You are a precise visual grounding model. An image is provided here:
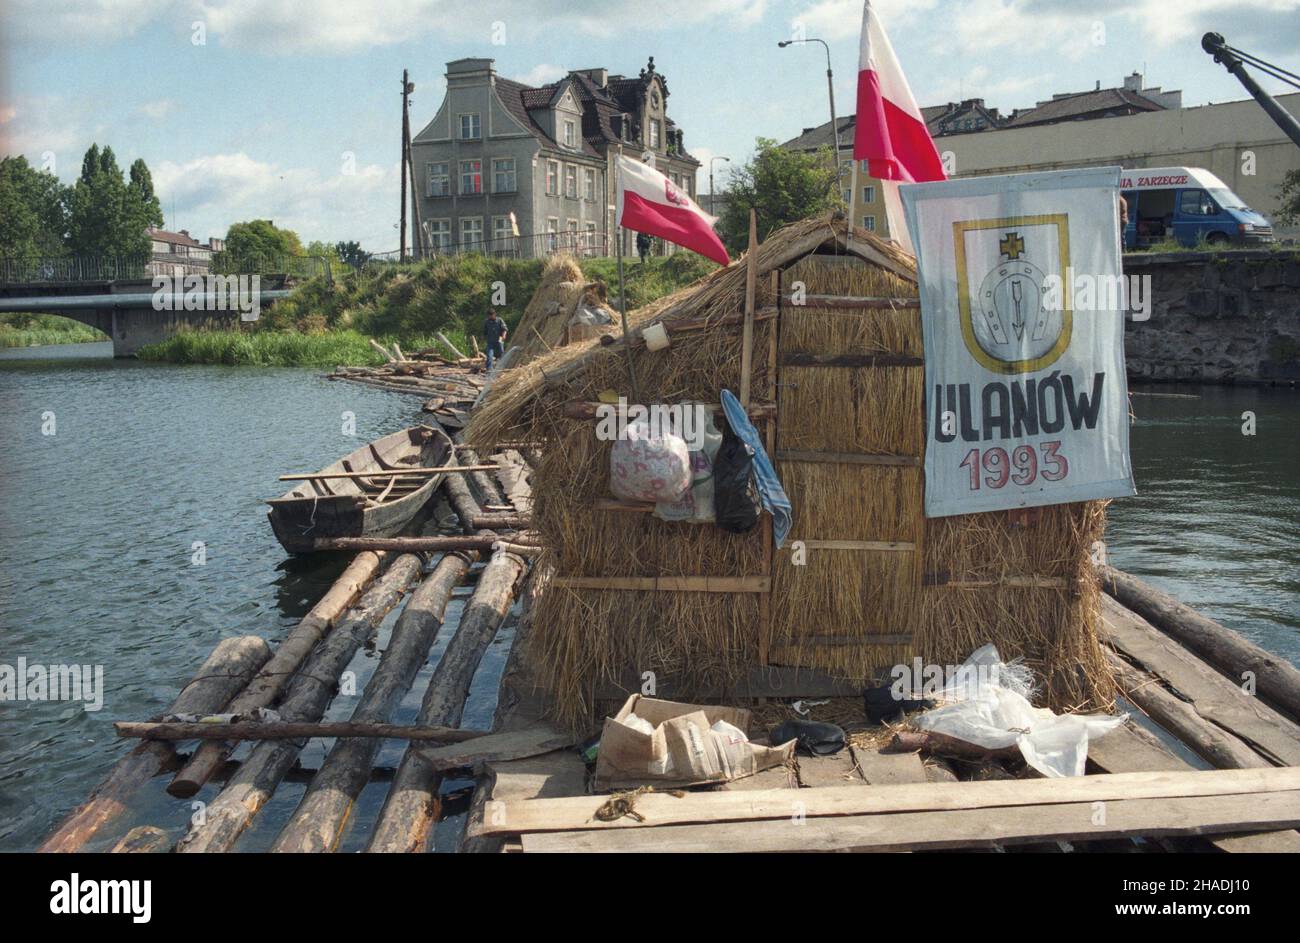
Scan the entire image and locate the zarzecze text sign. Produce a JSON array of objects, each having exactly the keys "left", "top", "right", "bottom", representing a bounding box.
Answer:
[{"left": 900, "top": 167, "right": 1136, "bottom": 517}]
